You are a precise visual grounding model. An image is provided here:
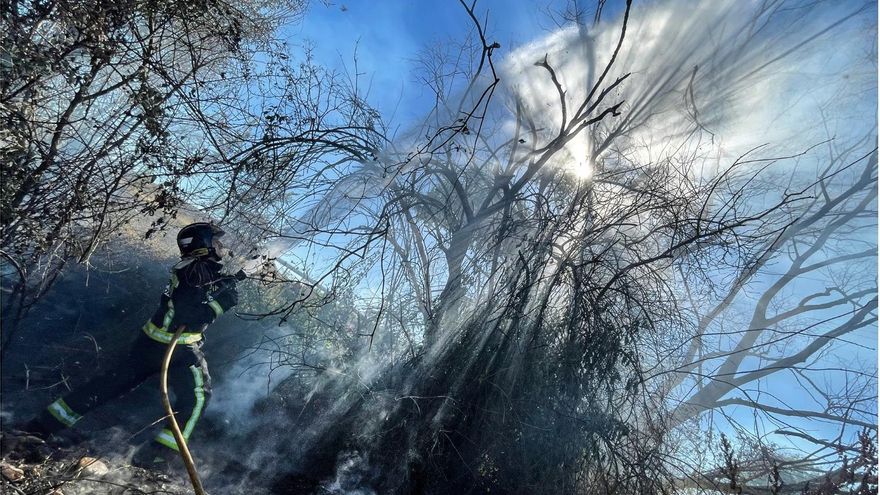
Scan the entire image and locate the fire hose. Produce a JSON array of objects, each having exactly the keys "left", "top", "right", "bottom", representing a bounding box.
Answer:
[{"left": 160, "top": 324, "right": 207, "bottom": 495}]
